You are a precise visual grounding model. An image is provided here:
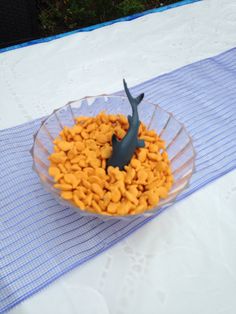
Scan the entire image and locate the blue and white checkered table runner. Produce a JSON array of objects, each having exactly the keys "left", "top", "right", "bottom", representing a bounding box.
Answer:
[{"left": 1, "top": 48, "right": 236, "bottom": 313}]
